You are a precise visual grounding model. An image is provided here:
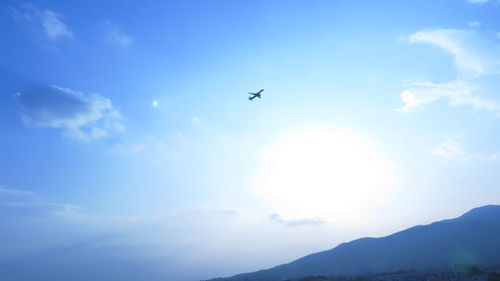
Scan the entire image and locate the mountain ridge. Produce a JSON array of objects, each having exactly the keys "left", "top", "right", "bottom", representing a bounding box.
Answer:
[{"left": 207, "top": 205, "right": 500, "bottom": 281}]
